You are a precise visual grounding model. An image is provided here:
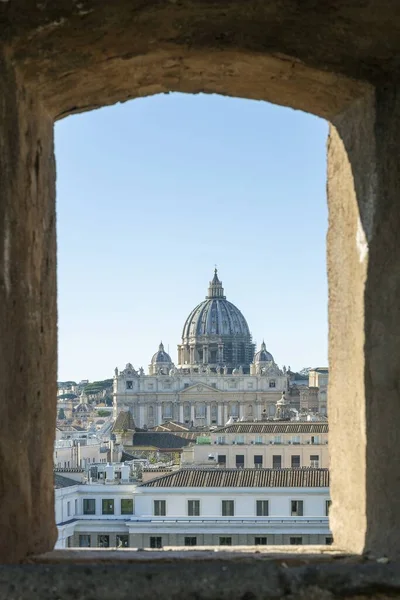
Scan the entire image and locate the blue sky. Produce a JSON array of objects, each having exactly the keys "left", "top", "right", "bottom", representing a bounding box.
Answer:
[{"left": 55, "top": 93, "right": 329, "bottom": 382}]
